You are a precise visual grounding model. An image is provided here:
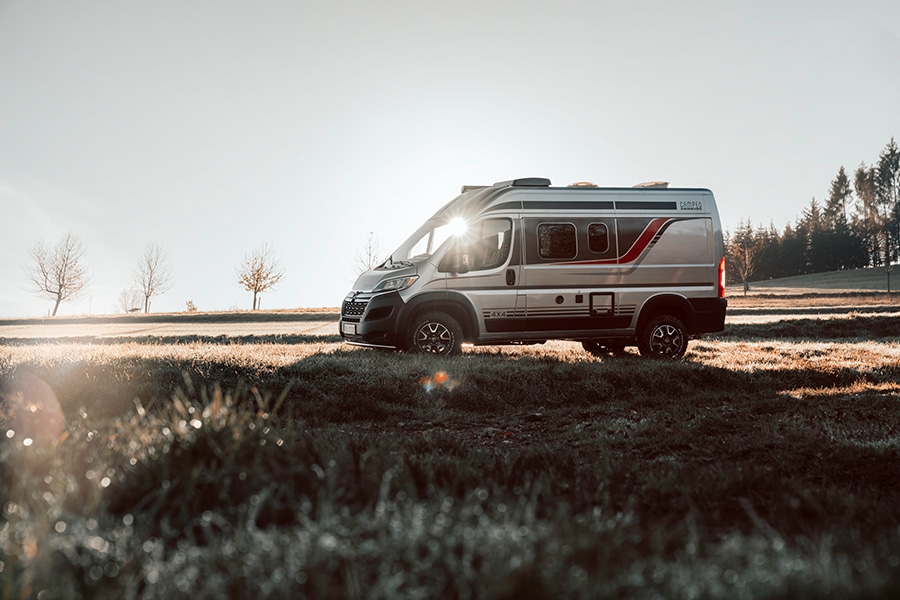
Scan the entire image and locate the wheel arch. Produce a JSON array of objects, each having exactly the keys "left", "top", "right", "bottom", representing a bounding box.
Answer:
[
  {"left": 398, "top": 292, "right": 479, "bottom": 344},
  {"left": 636, "top": 294, "right": 695, "bottom": 335}
]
